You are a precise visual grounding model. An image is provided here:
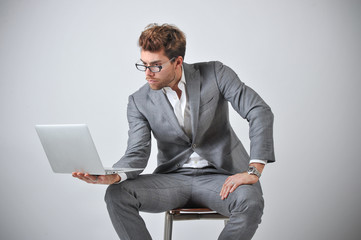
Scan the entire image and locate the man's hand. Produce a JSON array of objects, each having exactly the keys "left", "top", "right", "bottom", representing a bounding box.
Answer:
[
  {"left": 72, "top": 172, "right": 121, "bottom": 185},
  {"left": 220, "top": 163, "right": 264, "bottom": 200}
]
